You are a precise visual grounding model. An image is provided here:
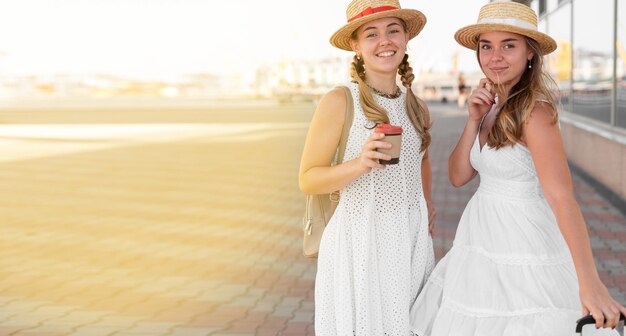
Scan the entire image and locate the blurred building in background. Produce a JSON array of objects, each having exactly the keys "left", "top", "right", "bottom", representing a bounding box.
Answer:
[
  {"left": 255, "top": 56, "right": 351, "bottom": 103},
  {"left": 531, "top": 0, "right": 626, "bottom": 204},
  {"left": 0, "top": 74, "right": 195, "bottom": 99},
  {"left": 0, "top": 56, "right": 354, "bottom": 103}
]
